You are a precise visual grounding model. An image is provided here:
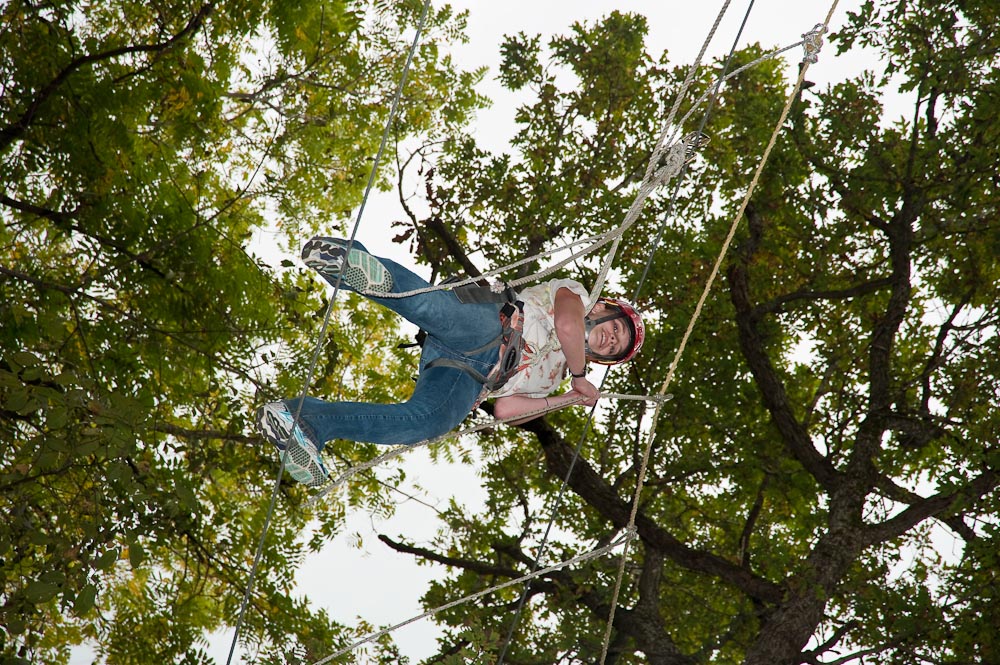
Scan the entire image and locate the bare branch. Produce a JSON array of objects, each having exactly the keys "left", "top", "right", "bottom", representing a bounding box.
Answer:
[{"left": 863, "top": 468, "right": 999, "bottom": 548}]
